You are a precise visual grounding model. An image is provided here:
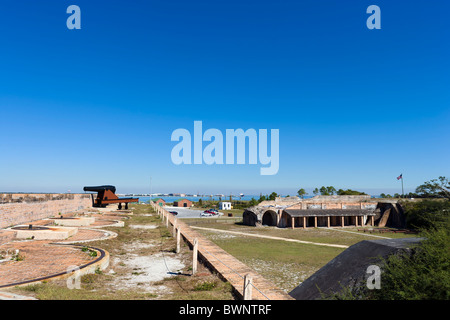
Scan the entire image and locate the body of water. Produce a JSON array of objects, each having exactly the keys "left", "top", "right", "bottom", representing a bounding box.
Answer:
[
  {"left": 136, "top": 195, "right": 259, "bottom": 203},
  {"left": 135, "top": 194, "right": 381, "bottom": 204}
]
